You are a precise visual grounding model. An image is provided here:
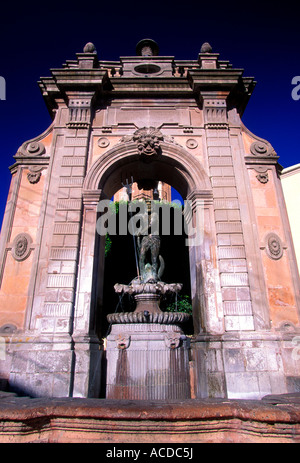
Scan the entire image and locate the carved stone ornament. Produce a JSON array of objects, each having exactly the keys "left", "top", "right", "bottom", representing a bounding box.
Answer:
[
  {"left": 250, "top": 141, "right": 274, "bottom": 157},
  {"left": 120, "top": 127, "right": 180, "bottom": 152},
  {"left": 265, "top": 233, "right": 283, "bottom": 260},
  {"left": 132, "top": 127, "right": 164, "bottom": 158},
  {"left": 19, "top": 141, "right": 45, "bottom": 157},
  {"left": 11, "top": 233, "right": 33, "bottom": 261},
  {"left": 200, "top": 42, "right": 213, "bottom": 53},
  {"left": 164, "top": 332, "right": 181, "bottom": 349},
  {"left": 97, "top": 137, "right": 110, "bottom": 148},
  {"left": 186, "top": 139, "right": 198, "bottom": 149},
  {"left": 27, "top": 166, "right": 44, "bottom": 184},
  {"left": 115, "top": 333, "right": 131, "bottom": 350},
  {"left": 256, "top": 172, "right": 269, "bottom": 184}
]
